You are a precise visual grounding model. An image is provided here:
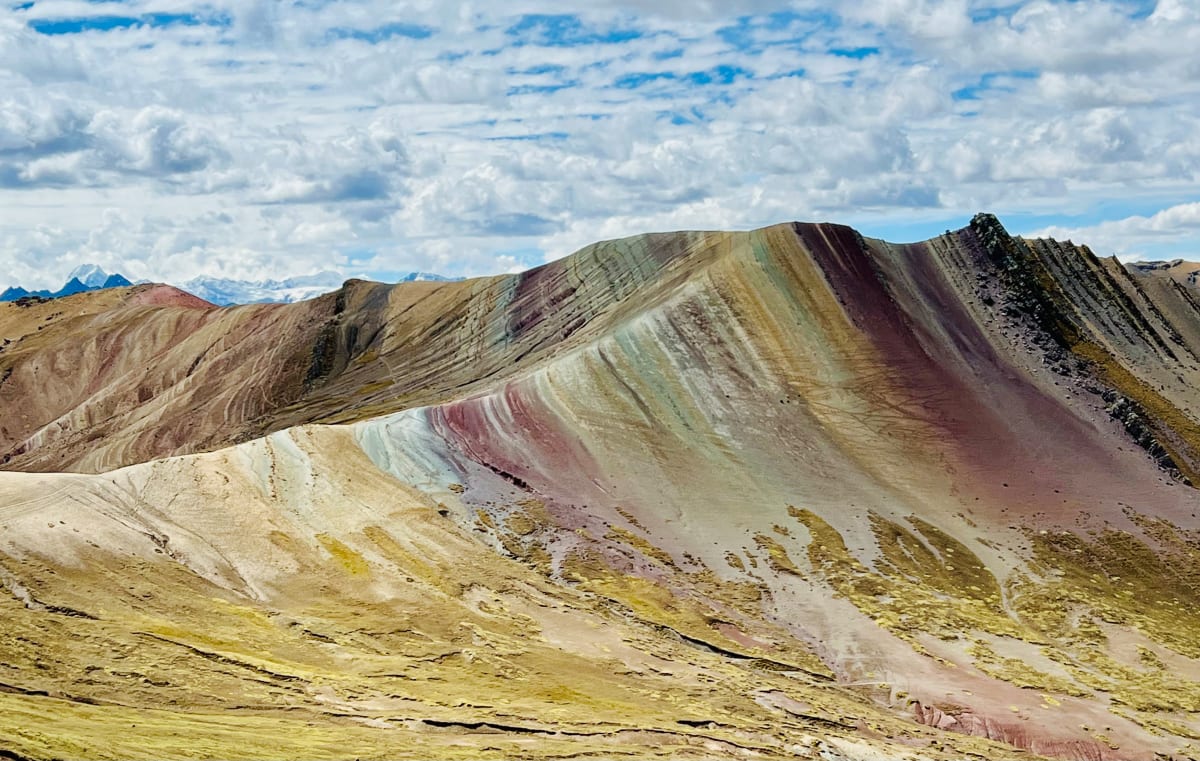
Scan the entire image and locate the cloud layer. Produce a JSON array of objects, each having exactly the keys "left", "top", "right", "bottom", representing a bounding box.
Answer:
[{"left": 1, "top": 0, "right": 1198, "bottom": 289}]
